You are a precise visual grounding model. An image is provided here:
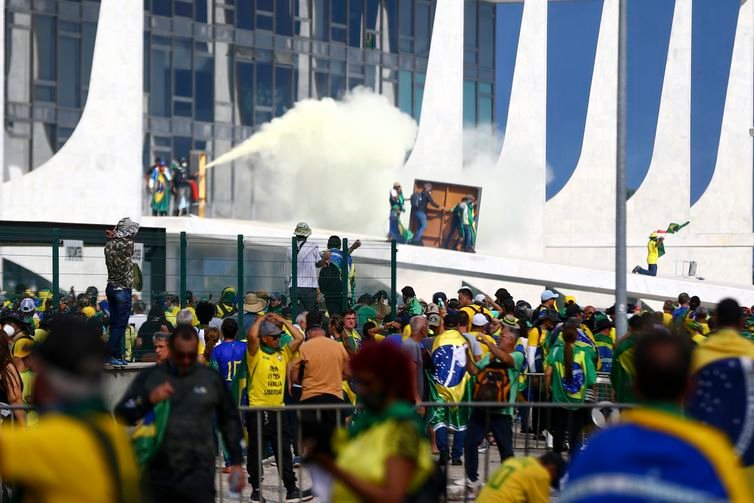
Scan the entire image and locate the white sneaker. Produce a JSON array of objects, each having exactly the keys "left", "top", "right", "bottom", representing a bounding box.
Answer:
[
  {"left": 546, "top": 432, "right": 554, "bottom": 449},
  {"left": 453, "top": 477, "right": 482, "bottom": 490}
]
